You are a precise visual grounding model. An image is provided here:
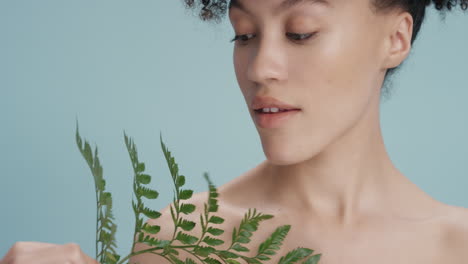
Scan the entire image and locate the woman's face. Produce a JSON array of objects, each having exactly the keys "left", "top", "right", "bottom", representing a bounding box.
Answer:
[{"left": 228, "top": 0, "right": 403, "bottom": 165}]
